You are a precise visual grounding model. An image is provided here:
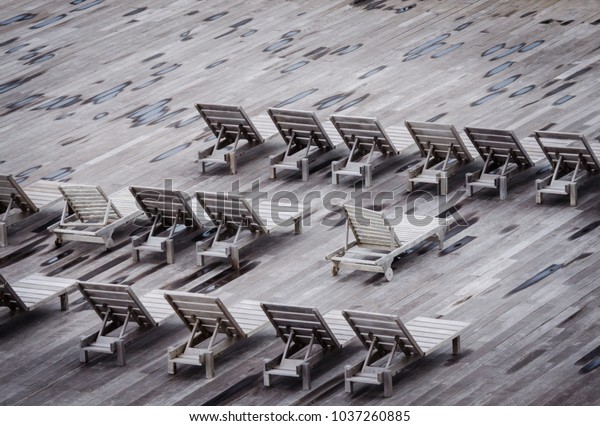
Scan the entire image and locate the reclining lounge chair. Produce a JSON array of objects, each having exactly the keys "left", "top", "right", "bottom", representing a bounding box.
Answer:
[
  {"left": 268, "top": 108, "right": 337, "bottom": 181},
  {"left": 464, "top": 127, "right": 534, "bottom": 200},
  {"left": 261, "top": 302, "right": 354, "bottom": 390},
  {"left": 405, "top": 121, "right": 474, "bottom": 195},
  {"left": 1, "top": 273, "right": 77, "bottom": 314},
  {"left": 129, "top": 186, "right": 204, "bottom": 264},
  {"left": 326, "top": 204, "right": 447, "bottom": 281},
  {"left": 343, "top": 309, "right": 469, "bottom": 397},
  {"left": 0, "top": 175, "right": 62, "bottom": 246},
  {"left": 164, "top": 291, "right": 268, "bottom": 378}
]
